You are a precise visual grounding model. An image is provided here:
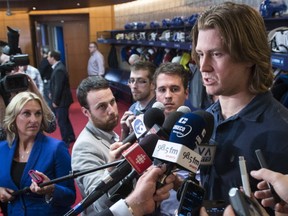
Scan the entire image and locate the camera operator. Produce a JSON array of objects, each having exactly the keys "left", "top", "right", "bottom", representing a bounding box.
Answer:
[
  {"left": 0, "top": 49, "right": 56, "bottom": 139},
  {"left": 19, "top": 65, "right": 44, "bottom": 95}
]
